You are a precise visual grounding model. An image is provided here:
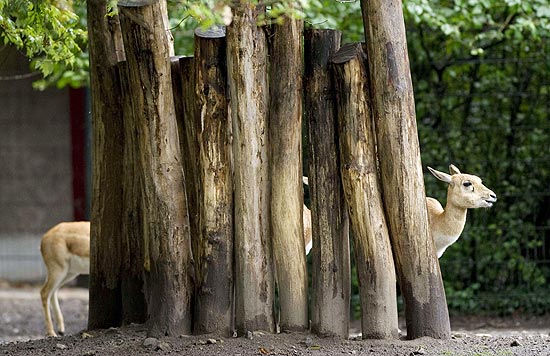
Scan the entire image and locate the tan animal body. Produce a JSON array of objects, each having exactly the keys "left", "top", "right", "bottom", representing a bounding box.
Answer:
[
  {"left": 40, "top": 221, "right": 90, "bottom": 337},
  {"left": 37, "top": 205, "right": 313, "bottom": 337},
  {"left": 426, "top": 165, "right": 497, "bottom": 258}
]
